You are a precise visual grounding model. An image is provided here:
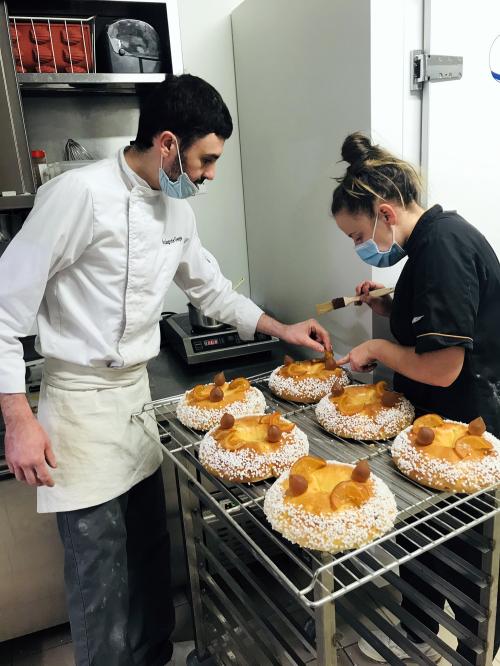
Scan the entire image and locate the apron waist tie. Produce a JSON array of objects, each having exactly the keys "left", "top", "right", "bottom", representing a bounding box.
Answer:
[{"left": 43, "top": 358, "right": 148, "bottom": 391}]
